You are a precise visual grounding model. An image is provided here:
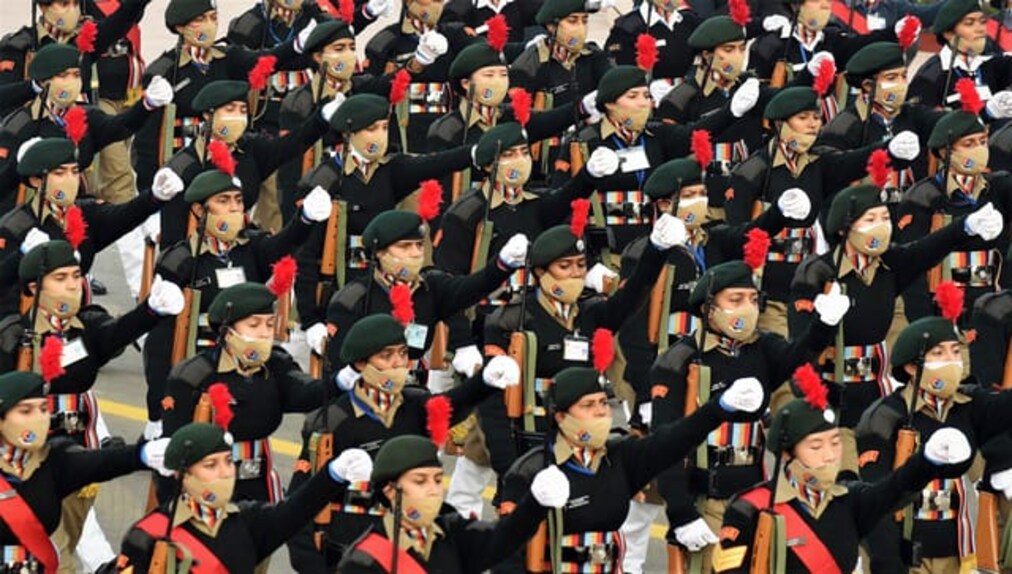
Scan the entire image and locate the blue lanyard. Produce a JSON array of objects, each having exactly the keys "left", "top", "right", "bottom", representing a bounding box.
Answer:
[
  {"left": 349, "top": 392, "right": 383, "bottom": 423},
  {"left": 934, "top": 172, "right": 978, "bottom": 208},
  {"left": 549, "top": 436, "right": 597, "bottom": 476},
  {"left": 690, "top": 242, "right": 706, "bottom": 271},
  {"left": 260, "top": 4, "right": 297, "bottom": 46},
  {"left": 608, "top": 135, "right": 647, "bottom": 190}
]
